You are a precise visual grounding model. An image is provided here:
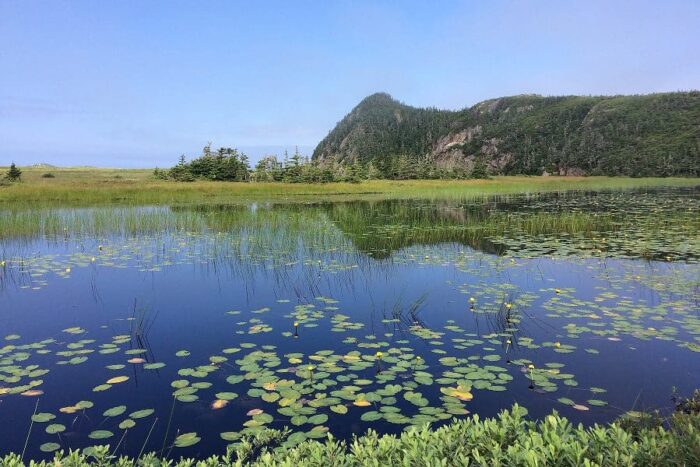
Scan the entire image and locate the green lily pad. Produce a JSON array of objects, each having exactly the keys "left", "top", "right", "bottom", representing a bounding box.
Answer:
[
  {"left": 119, "top": 419, "right": 136, "bottom": 429},
  {"left": 103, "top": 405, "right": 127, "bottom": 417},
  {"left": 174, "top": 432, "right": 201, "bottom": 448},
  {"left": 46, "top": 424, "right": 66, "bottom": 434},
  {"left": 31, "top": 413, "right": 55, "bottom": 423},
  {"left": 40, "top": 442, "right": 61, "bottom": 453},
  {"left": 130, "top": 409, "right": 155, "bottom": 419},
  {"left": 89, "top": 430, "right": 114, "bottom": 440}
]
